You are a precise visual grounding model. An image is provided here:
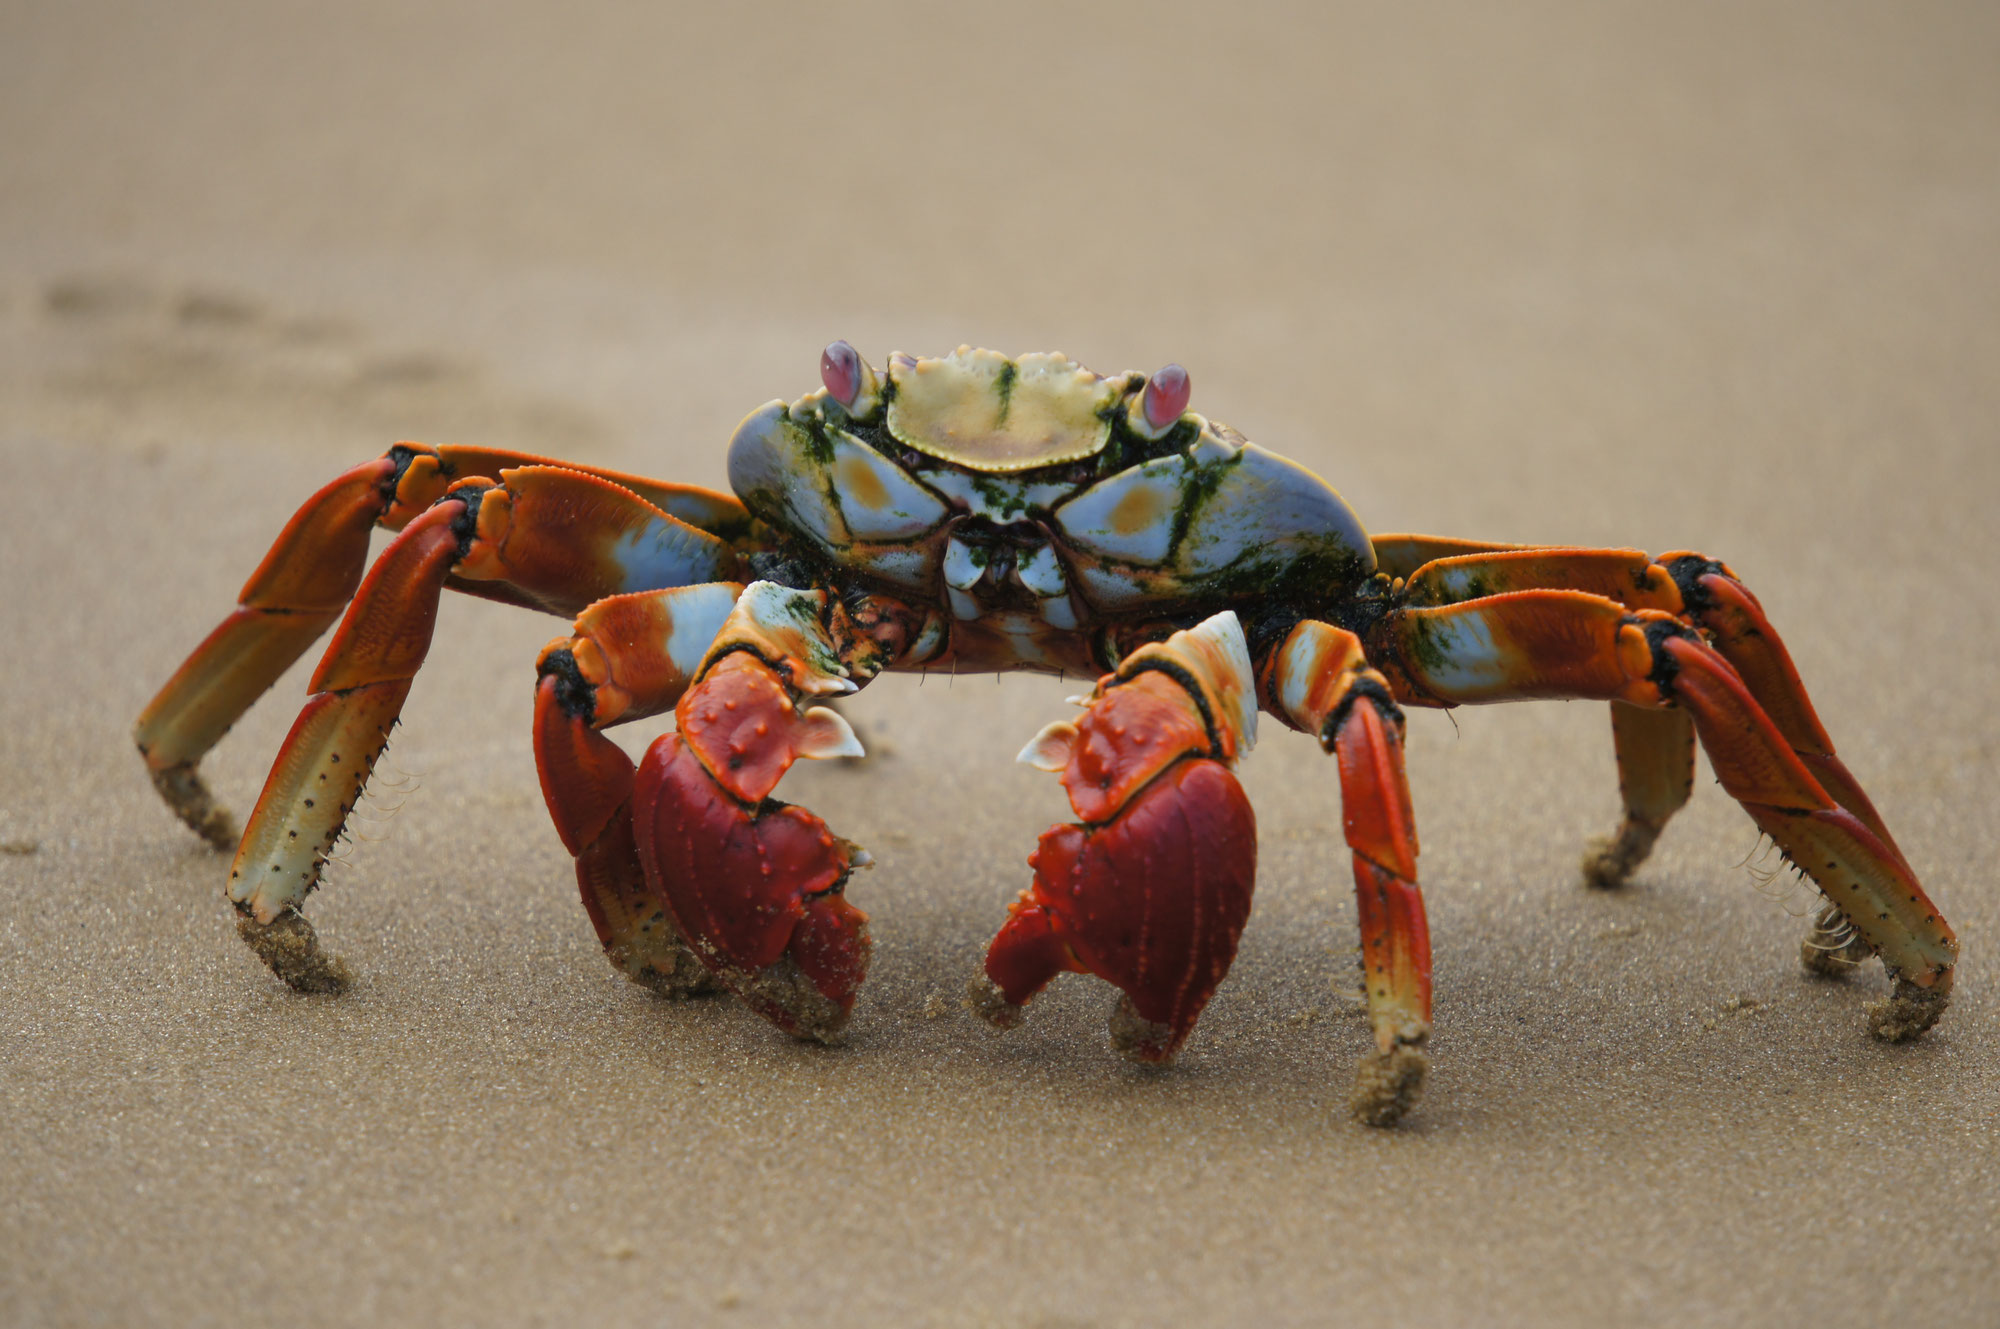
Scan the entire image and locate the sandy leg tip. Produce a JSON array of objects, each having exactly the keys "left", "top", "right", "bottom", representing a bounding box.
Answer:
[
  {"left": 1350, "top": 1043, "right": 1429, "bottom": 1127},
  {"left": 149, "top": 762, "right": 240, "bottom": 851},
  {"left": 1580, "top": 818, "right": 1658, "bottom": 890},
  {"left": 627, "top": 955, "right": 724, "bottom": 999},
  {"left": 1867, "top": 974, "right": 1949, "bottom": 1043},
  {"left": 236, "top": 910, "right": 352, "bottom": 994},
  {"left": 605, "top": 915, "right": 723, "bottom": 999}
]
